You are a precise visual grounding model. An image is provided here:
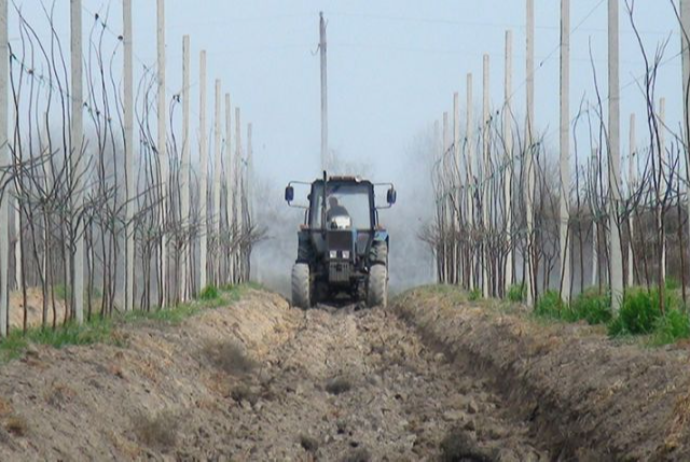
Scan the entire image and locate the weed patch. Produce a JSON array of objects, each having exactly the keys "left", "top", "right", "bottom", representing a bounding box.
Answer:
[
  {"left": 570, "top": 289, "right": 612, "bottom": 325},
  {"left": 507, "top": 283, "right": 526, "bottom": 303},
  {"left": 651, "top": 309, "right": 690, "bottom": 346},
  {"left": 534, "top": 290, "right": 571, "bottom": 320},
  {"left": 468, "top": 288, "right": 482, "bottom": 302}
]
